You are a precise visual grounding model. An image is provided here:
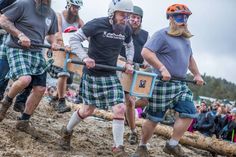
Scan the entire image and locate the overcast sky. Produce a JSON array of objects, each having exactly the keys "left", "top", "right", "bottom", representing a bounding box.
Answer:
[{"left": 52, "top": 0, "right": 236, "bottom": 84}]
